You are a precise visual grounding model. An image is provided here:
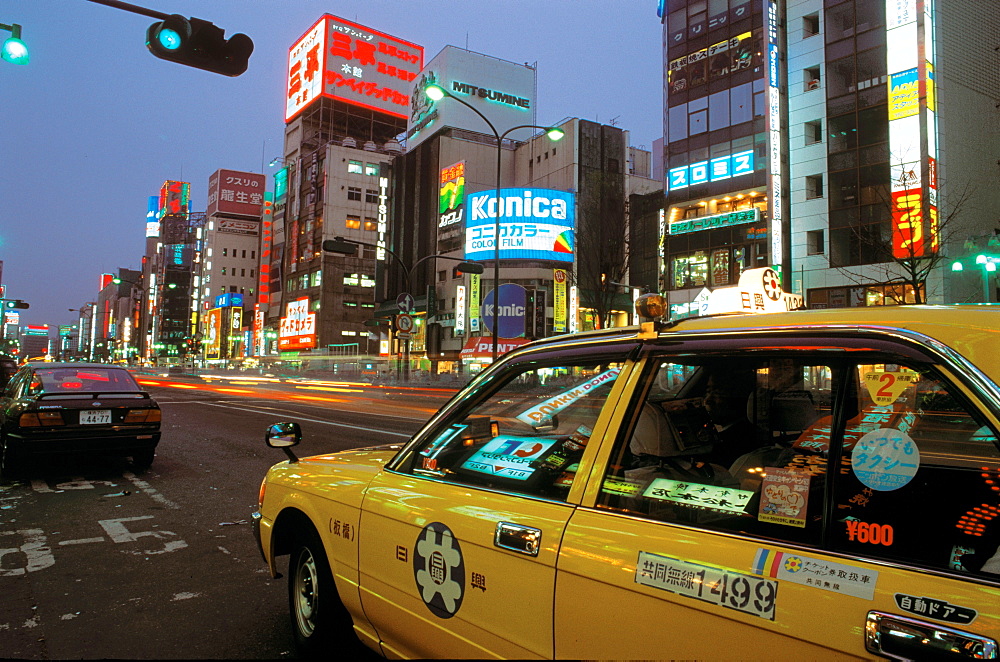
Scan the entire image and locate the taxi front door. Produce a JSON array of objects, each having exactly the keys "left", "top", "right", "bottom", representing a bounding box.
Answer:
[{"left": 358, "top": 471, "right": 575, "bottom": 659}]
